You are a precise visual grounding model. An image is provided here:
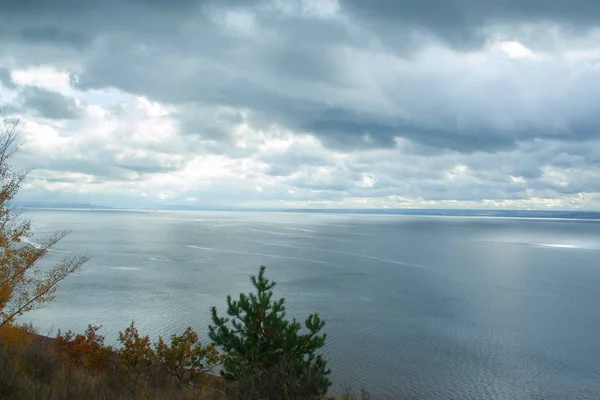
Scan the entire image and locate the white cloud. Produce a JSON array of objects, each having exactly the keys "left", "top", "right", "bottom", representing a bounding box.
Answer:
[
  {"left": 358, "top": 174, "right": 377, "bottom": 188},
  {"left": 12, "top": 67, "right": 74, "bottom": 95},
  {"left": 498, "top": 41, "right": 536, "bottom": 59}
]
